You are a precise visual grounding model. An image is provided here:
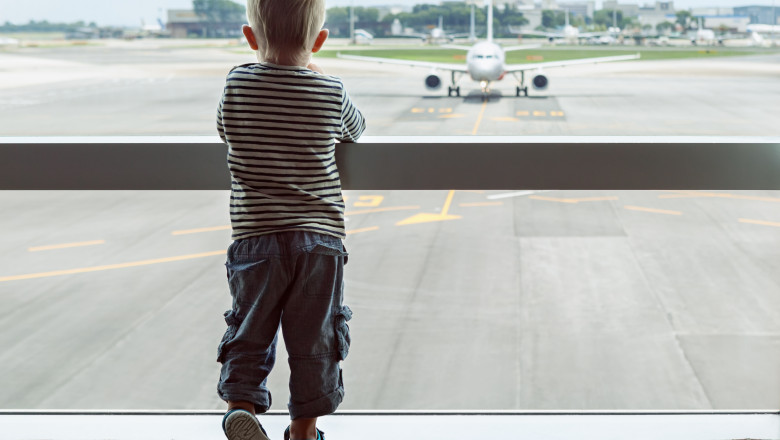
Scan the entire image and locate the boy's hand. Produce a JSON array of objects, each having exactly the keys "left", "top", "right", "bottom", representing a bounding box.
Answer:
[{"left": 307, "top": 62, "right": 325, "bottom": 74}]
